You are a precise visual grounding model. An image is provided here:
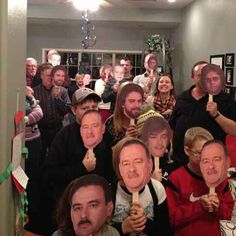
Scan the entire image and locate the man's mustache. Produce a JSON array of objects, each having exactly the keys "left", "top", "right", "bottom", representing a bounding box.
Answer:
[
  {"left": 78, "top": 219, "right": 91, "bottom": 226},
  {"left": 128, "top": 171, "right": 139, "bottom": 178}
]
